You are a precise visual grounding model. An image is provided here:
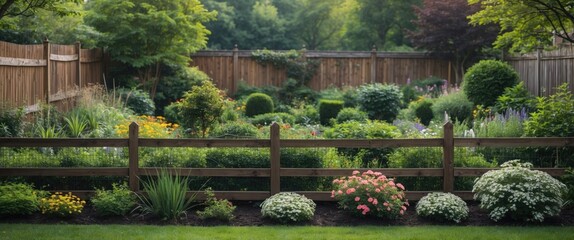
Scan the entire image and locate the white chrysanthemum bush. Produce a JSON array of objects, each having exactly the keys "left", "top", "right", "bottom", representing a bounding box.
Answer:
[
  {"left": 473, "top": 160, "right": 567, "bottom": 222},
  {"left": 260, "top": 192, "right": 316, "bottom": 223},
  {"left": 416, "top": 192, "right": 468, "bottom": 223}
]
